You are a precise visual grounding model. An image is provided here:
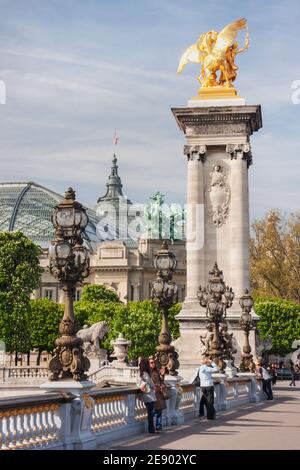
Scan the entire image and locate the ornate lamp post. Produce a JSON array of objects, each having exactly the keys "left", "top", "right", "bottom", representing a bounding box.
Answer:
[
  {"left": 239, "top": 289, "right": 255, "bottom": 372},
  {"left": 48, "top": 188, "right": 90, "bottom": 381},
  {"left": 151, "top": 241, "right": 179, "bottom": 375},
  {"left": 197, "top": 262, "right": 234, "bottom": 368}
]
